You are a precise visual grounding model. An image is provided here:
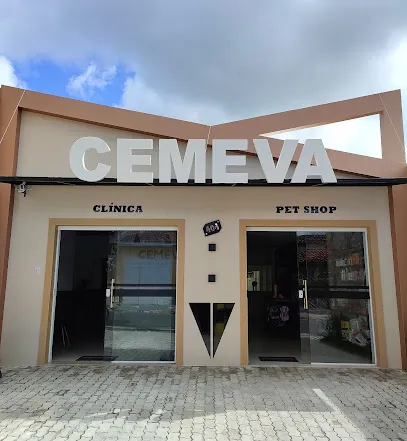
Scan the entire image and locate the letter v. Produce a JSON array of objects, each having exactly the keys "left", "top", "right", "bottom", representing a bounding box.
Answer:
[{"left": 254, "top": 139, "right": 298, "bottom": 183}]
